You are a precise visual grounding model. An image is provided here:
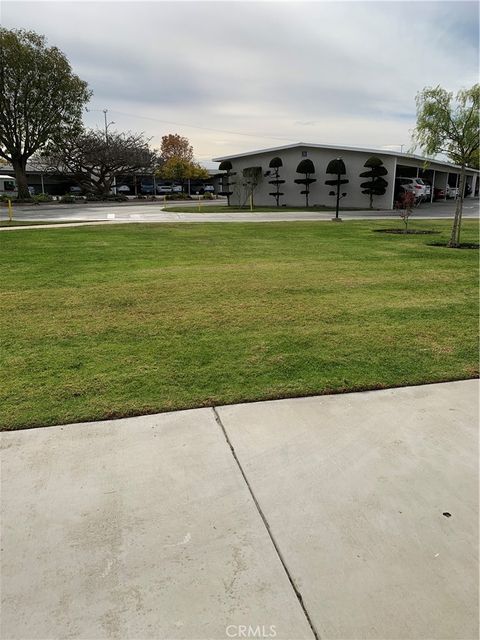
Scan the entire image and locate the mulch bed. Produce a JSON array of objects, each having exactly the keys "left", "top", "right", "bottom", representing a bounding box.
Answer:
[
  {"left": 373, "top": 229, "right": 439, "bottom": 235},
  {"left": 427, "top": 241, "right": 479, "bottom": 250}
]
